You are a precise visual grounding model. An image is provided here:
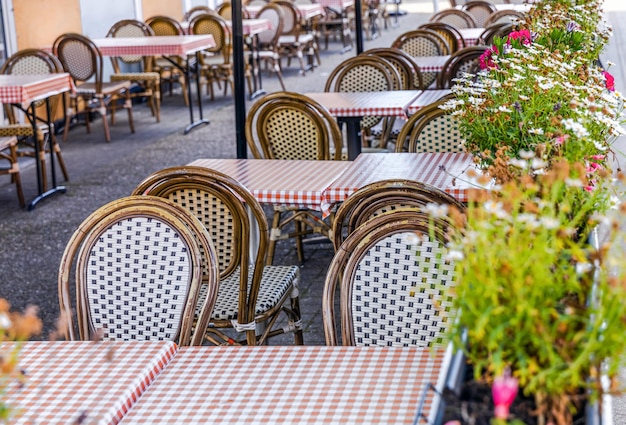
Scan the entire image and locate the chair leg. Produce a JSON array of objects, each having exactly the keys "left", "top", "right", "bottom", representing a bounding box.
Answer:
[
  {"left": 125, "top": 96, "right": 135, "bottom": 135},
  {"left": 96, "top": 99, "right": 111, "bottom": 143},
  {"left": 51, "top": 135, "right": 69, "bottom": 182}
]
